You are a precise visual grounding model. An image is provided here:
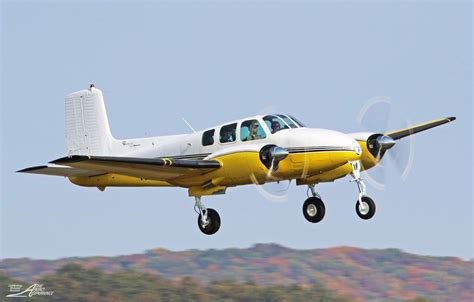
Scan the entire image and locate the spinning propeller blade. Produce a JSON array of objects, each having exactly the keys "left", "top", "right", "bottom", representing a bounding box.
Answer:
[{"left": 357, "top": 97, "right": 415, "bottom": 190}]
